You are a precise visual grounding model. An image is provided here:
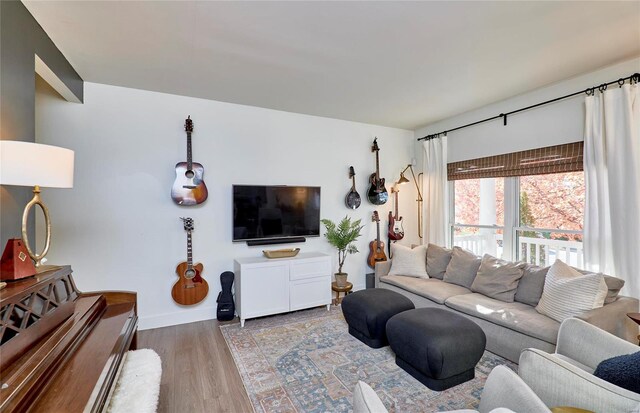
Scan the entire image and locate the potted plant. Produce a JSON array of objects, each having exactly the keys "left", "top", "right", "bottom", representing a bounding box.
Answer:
[{"left": 321, "top": 216, "right": 363, "bottom": 287}]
